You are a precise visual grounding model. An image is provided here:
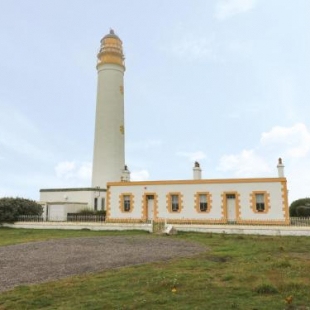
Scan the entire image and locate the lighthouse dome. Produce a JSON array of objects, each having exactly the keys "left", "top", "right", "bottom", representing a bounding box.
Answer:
[{"left": 97, "top": 29, "right": 125, "bottom": 68}]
